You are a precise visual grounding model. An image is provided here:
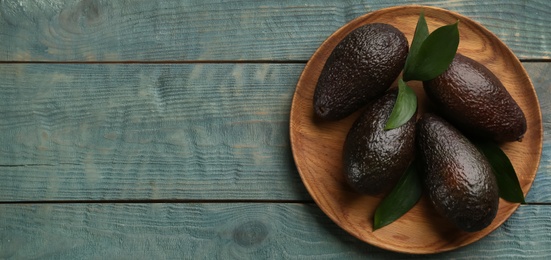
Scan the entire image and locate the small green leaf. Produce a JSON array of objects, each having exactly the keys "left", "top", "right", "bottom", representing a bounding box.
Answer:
[
  {"left": 475, "top": 141, "right": 526, "bottom": 203},
  {"left": 384, "top": 78, "right": 417, "bottom": 130},
  {"left": 403, "top": 11, "right": 429, "bottom": 79},
  {"left": 373, "top": 164, "right": 422, "bottom": 230},
  {"left": 403, "top": 21, "right": 460, "bottom": 81}
]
